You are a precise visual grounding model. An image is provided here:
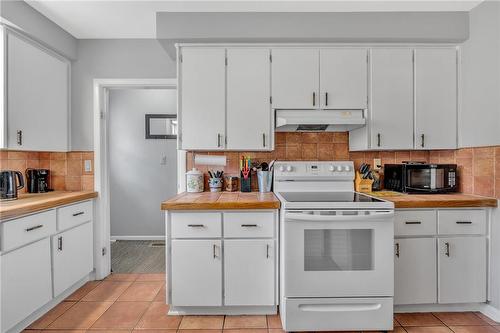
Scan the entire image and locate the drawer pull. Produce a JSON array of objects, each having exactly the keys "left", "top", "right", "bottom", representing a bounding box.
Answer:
[
  {"left": 213, "top": 244, "right": 218, "bottom": 258},
  {"left": 405, "top": 221, "right": 421, "bottom": 225},
  {"left": 445, "top": 242, "right": 450, "bottom": 257},
  {"left": 58, "top": 236, "right": 63, "bottom": 251},
  {"left": 241, "top": 224, "right": 258, "bottom": 227},
  {"left": 395, "top": 243, "right": 400, "bottom": 258},
  {"left": 187, "top": 224, "right": 205, "bottom": 228},
  {"left": 266, "top": 244, "right": 270, "bottom": 258},
  {"left": 72, "top": 211, "right": 85, "bottom": 217},
  {"left": 456, "top": 221, "right": 472, "bottom": 224},
  {"left": 25, "top": 225, "right": 43, "bottom": 232}
]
